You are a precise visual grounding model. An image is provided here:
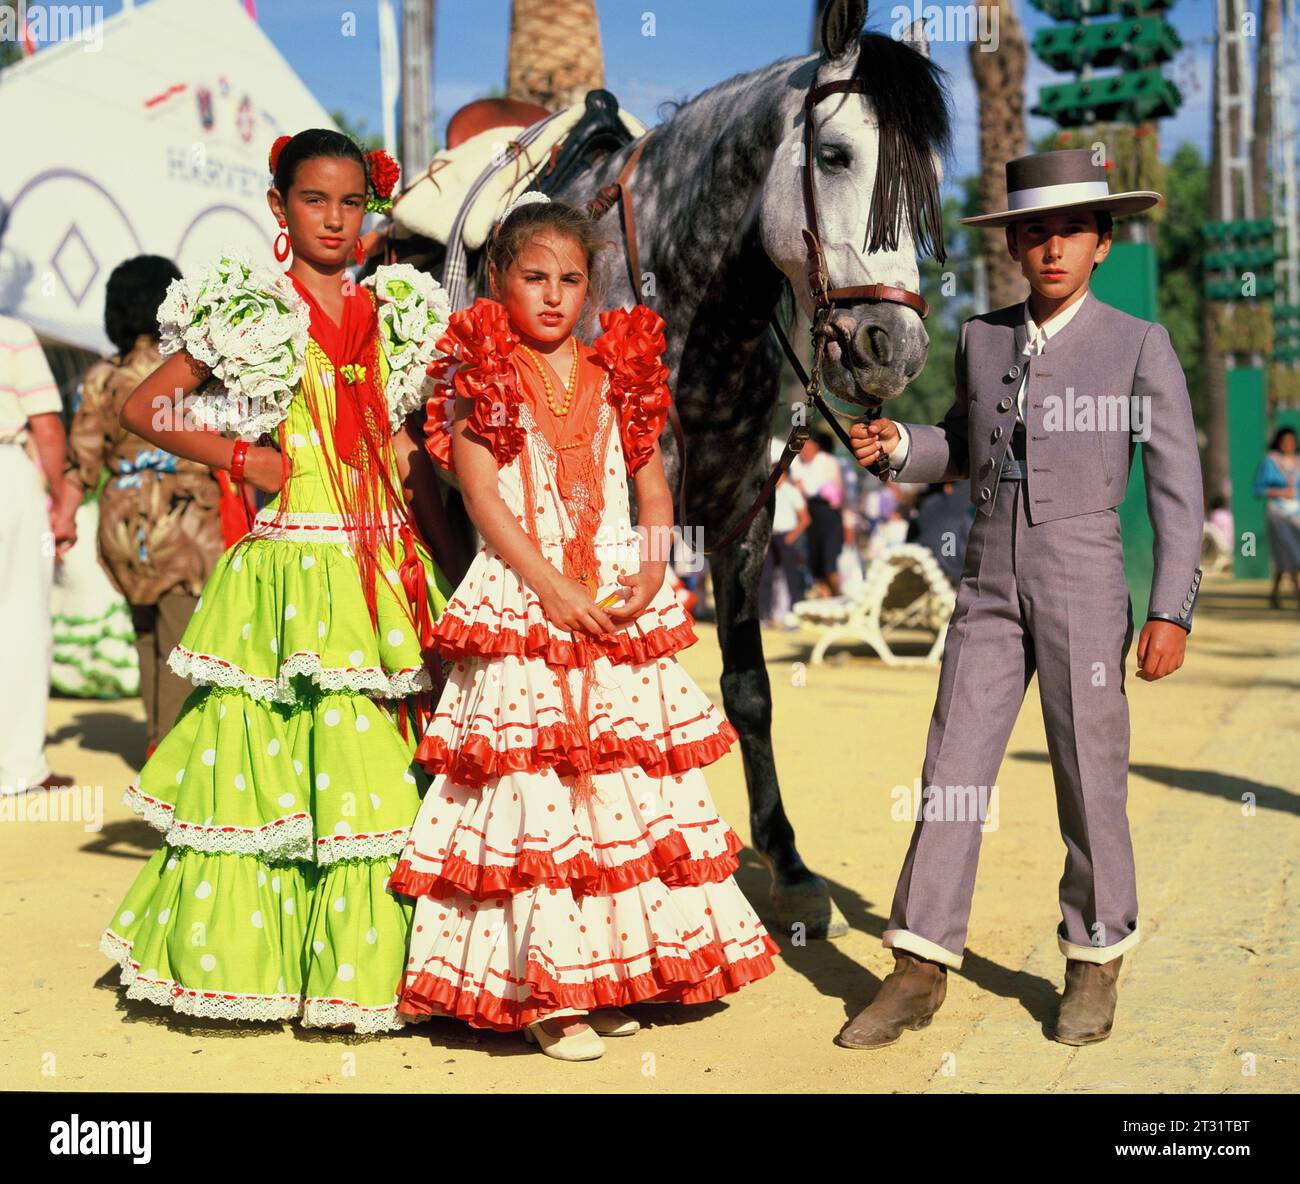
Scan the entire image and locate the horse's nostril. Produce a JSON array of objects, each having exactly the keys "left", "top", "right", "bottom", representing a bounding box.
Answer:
[{"left": 863, "top": 324, "right": 891, "bottom": 366}]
